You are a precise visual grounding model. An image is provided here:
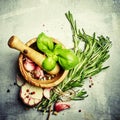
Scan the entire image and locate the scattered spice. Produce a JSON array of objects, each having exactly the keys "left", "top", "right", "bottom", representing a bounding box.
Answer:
[
  {"left": 7, "top": 89, "right": 10, "bottom": 93},
  {"left": 26, "top": 95, "right": 29, "bottom": 98},
  {"left": 89, "top": 85, "right": 92, "bottom": 88},
  {"left": 30, "top": 92, "right": 35, "bottom": 95},
  {"left": 78, "top": 109, "right": 81, "bottom": 112},
  {"left": 89, "top": 77, "right": 94, "bottom": 88},
  {"left": 14, "top": 82, "right": 17, "bottom": 85},
  {"left": 26, "top": 89, "right": 29, "bottom": 92}
]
